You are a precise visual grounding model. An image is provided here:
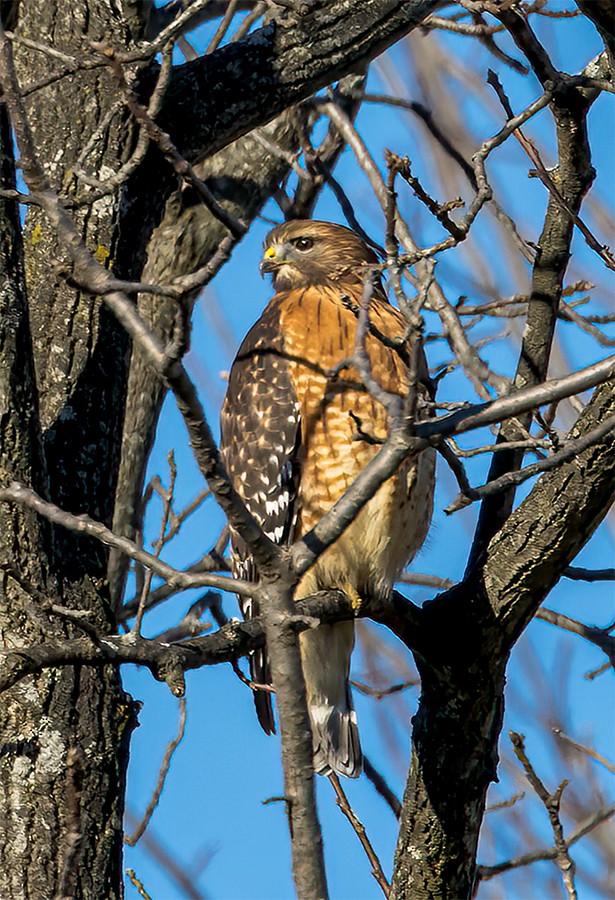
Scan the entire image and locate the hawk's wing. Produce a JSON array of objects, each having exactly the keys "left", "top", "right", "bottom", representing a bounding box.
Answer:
[{"left": 220, "top": 297, "right": 301, "bottom": 734}]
